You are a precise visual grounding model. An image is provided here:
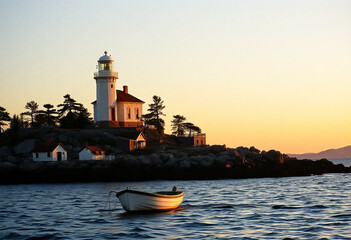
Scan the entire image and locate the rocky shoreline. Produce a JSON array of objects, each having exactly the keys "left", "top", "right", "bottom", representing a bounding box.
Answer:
[{"left": 1, "top": 144, "right": 350, "bottom": 184}]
